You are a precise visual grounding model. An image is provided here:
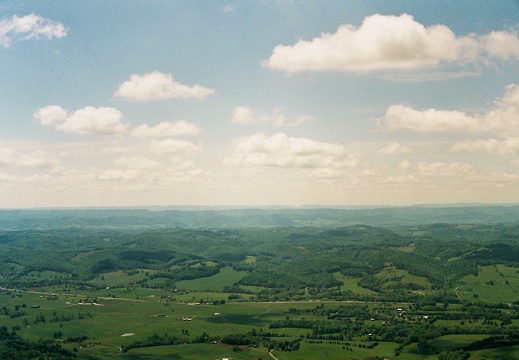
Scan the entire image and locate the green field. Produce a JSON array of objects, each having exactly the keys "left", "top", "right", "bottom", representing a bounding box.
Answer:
[
  {"left": 469, "top": 346, "right": 519, "bottom": 359},
  {"left": 429, "top": 334, "right": 494, "bottom": 352},
  {"left": 375, "top": 266, "right": 433, "bottom": 290},
  {"left": 332, "top": 273, "right": 379, "bottom": 295},
  {"left": 457, "top": 265, "right": 519, "bottom": 303},
  {"left": 2, "top": 285, "right": 517, "bottom": 359},
  {"left": 176, "top": 267, "right": 248, "bottom": 291}
]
